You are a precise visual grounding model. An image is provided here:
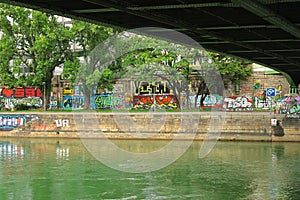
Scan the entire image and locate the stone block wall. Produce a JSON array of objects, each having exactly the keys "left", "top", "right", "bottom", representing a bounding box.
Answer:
[
  {"left": 0, "top": 112, "right": 293, "bottom": 141},
  {"left": 282, "top": 117, "right": 300, "bottom": 135},
  {"left": 225, "top": 71, "right": 290, "bottom": 96}
]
